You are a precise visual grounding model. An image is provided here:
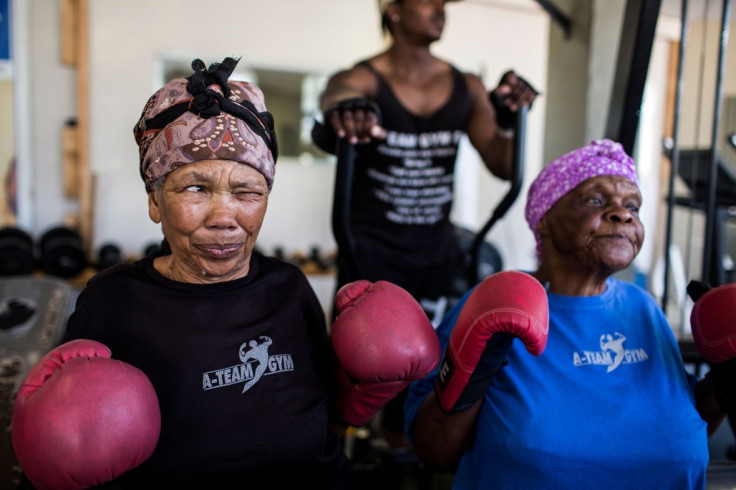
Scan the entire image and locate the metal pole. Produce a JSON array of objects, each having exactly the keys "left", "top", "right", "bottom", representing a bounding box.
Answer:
[
  {"left": 532, "top": 0, "right": 572, "bottom": 38},
  {"left": 332, "top": 138, "right": 359, "bottom": 281},
  {"left": 468, "top": 106, "right": 527, "bottom": 286},
  {"left": 605, "top": 0, "right": 663, "bottom": 155},
  {"left": 661, "top": 0, "right": 689, "bottom": 312},
  {"left": 702, "top": 0, "right": 731, "bottom": 285}
]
